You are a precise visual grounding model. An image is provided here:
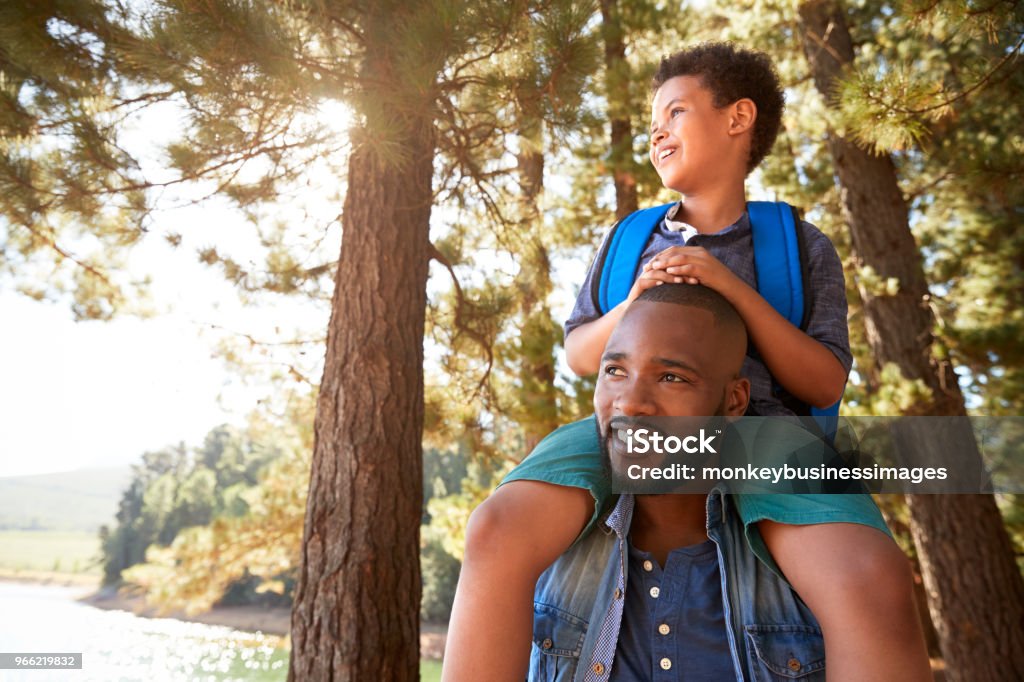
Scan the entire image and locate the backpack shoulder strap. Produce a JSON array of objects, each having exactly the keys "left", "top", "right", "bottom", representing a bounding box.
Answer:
[
  {"left": 747, "top": 201, "right": 809, "bottom": 330},
  {"left": 749, "top": 201, "right": 841, "bottom": 420},
  {"left": 593, "top": 202, "right": 676, "bottom": 314}
]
